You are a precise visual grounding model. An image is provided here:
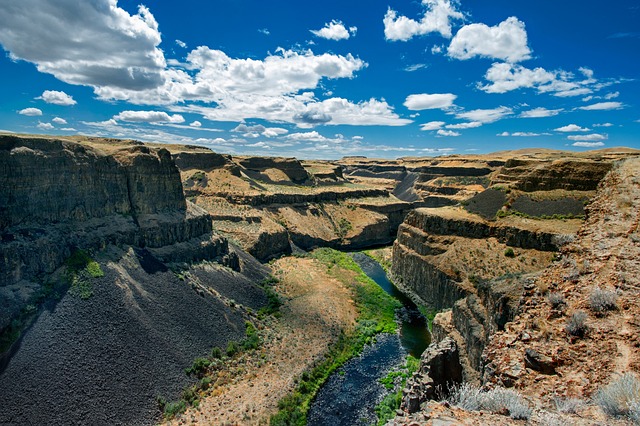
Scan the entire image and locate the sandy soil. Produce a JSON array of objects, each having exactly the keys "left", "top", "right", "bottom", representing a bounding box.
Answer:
[{"left": 169, "top": 256, "right": 359, "bottom": 425}]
